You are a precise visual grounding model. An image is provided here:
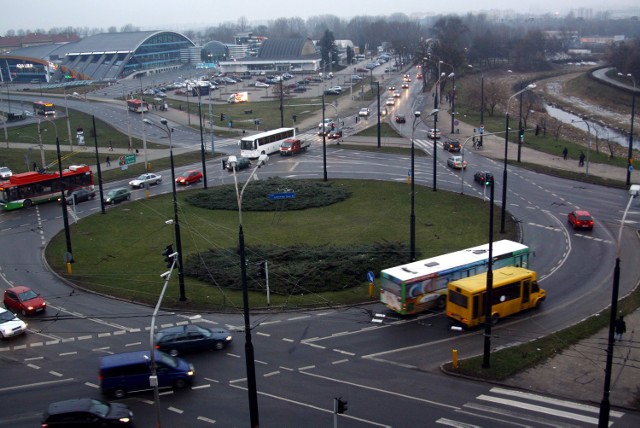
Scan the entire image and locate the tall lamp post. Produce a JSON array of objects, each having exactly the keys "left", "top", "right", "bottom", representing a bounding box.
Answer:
[
  {"left": 432, "top": 72, "right": 448, "bottom": 191},
  {"left": 410, "top": 111, "right": 422, "bottom": 262},
  {"left": 370, "top": 80, "right": 381, "bottom": 148},
  {"left": 63, "top": 89, "right": 74, "bottom": 151},
  {"left": 500, "top": 83, "right": 536, "bottom": 234},
  {"left": 618, "top": 73, "right": 636, "bottom": 186},
  {"left": 228, "top": 154, "right": 269, "bottom": 428},
  {"left": 481, "top": 172, "right": 495, "bottom": 369},
  {"left": 598, "top": 184, "right": 640, "bottom": 426},
  {"left": 143, "top": 118, "right": 187, "bottom": 302},
  {"left": 195, "top": 88, "right": 208, "bottom": 189}
]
